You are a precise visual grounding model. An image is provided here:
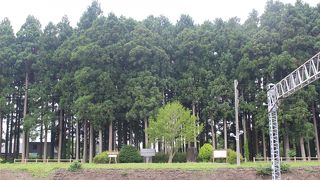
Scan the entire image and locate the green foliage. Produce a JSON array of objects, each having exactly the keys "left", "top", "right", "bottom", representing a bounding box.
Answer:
[
  {"left": 256, "top": 163, "right": 290, "bottom": 176},
  {"left": 256, "top": 166, "right": 272, "bottom": 176},
  {"left": 119, "top": 145, "right": 142, "bottom": 163},
  {"left": 244, "top": 141, "right": 249, "bottom": 161},
  {"left": 172, "top": 152, "right": 187, "bottom": 163},
  {"left": 288, "top": 150, "right": 296, "bottom": 157},
  {"left": 153, "top": 152, "right": 186, "bottom": 163},
  {"left": 2, "top": 0, "right": 320, "bottom": 167},
  {"left": 148, "top": 101, "right": 201, "bottom": 162},
  {"left": 153, "top": 153, "right": 168, "bottom": 163},
  {"left": 68, "top": 161, "right": 82, "bottom": 172},
  {"left": 93, "top": 151, "right": 109, "bottom": 164},
  {"left": 198, "top": 143, "right": 213, "bottom": 162},
  {"left": 226, "top": 149, "right": 243, "bottom": 164}
]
